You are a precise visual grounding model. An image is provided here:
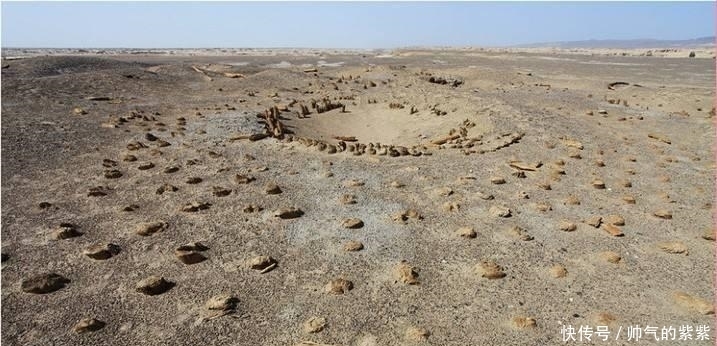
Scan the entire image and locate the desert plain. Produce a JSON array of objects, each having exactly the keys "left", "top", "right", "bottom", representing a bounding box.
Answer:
[{"left": 1, "top": 47, "right": 715, "bottom": 345}]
